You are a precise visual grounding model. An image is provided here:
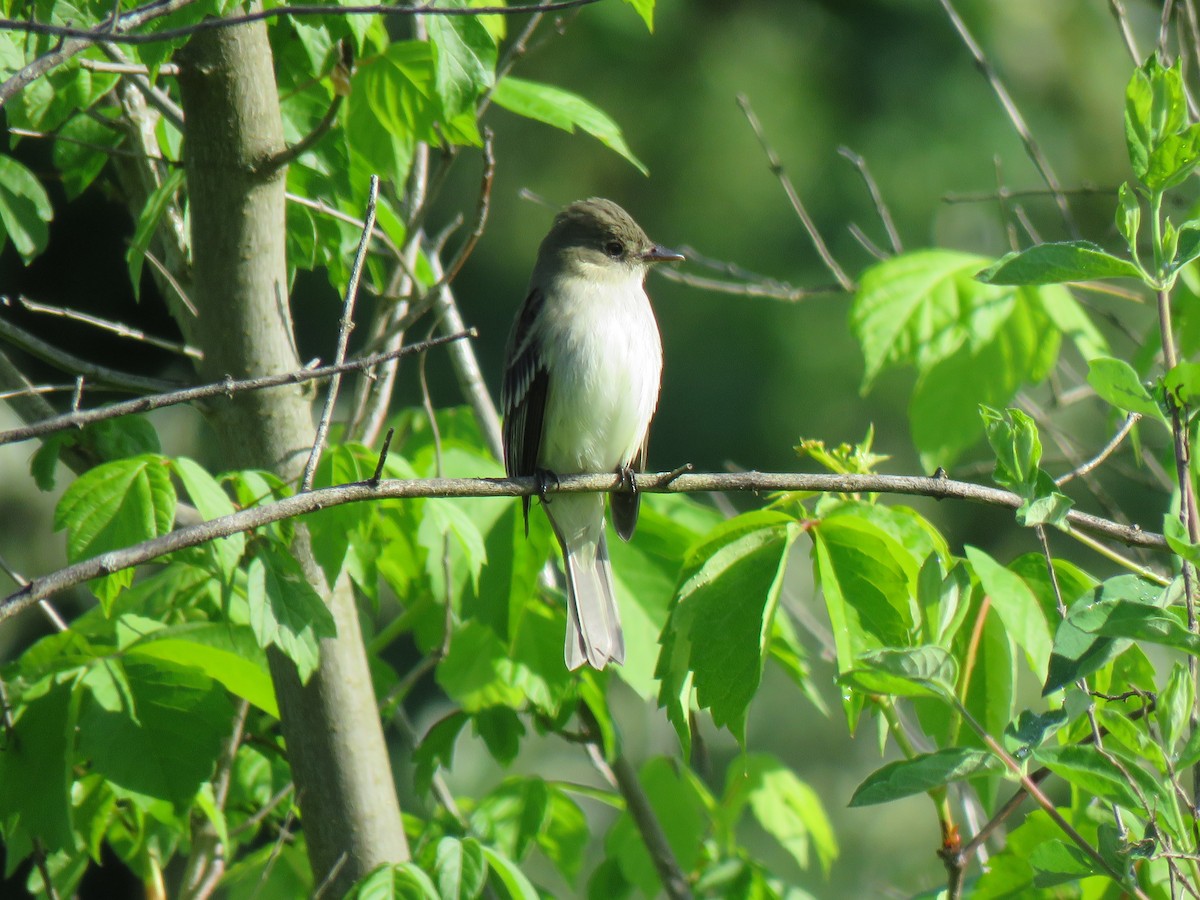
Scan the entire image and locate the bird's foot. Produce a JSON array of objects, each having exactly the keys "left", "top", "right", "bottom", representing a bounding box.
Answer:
[
  {"left": 616, "top": 464, "right": 638, "bottom": 497},
  {"left": 535, "top": 467, "right": 561, "bottom": 506}
]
